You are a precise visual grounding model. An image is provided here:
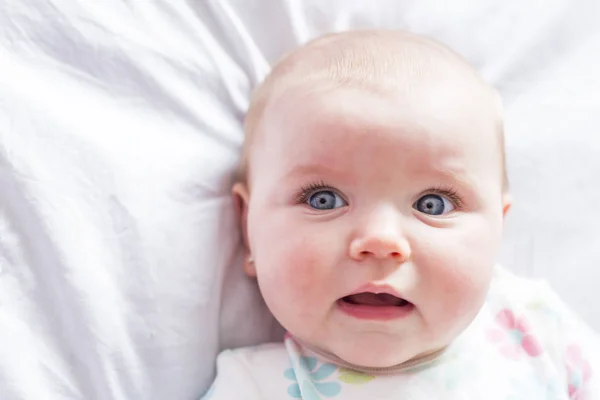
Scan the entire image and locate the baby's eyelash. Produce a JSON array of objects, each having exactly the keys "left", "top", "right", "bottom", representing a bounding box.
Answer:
[
  {"left": 295, "top": 182, "right": 464, "bottom": 208},
  {"left": 296, "top": 180, "right": 332, "bottom": 204},
  {"left": 428, "top": 186, "right": 464, "bottom": 208}
]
